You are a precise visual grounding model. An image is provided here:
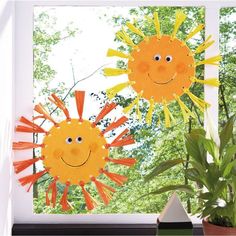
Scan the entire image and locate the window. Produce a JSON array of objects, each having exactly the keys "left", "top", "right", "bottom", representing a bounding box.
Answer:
[
  {"left": 14, "top": 0, "right": 236, "bottom": 224},
  {"left": 33, "top": 6, "right": 206, "bottom": 215}
]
